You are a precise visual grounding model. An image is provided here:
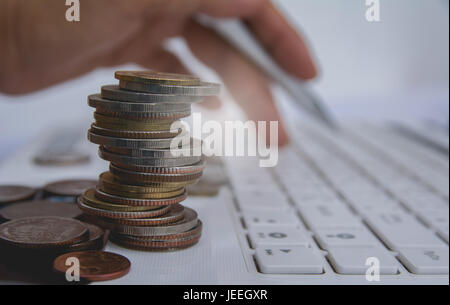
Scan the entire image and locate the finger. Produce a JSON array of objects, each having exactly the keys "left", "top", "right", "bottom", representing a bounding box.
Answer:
[
  {"left": 199, "top": 96, "right": 222, "bottom": 110},
  {"left": 183, "top": 20, "right": 289, "bottom": 146},
  {"left": 200, "top": 0, "right": 317, "bottom": 80}
]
